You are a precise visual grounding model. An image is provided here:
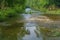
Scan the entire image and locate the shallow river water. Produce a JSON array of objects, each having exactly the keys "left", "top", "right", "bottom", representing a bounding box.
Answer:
[
  {"left": 0, "top": 8, "right": 60, "bottom": 40},
  {"left": 22, "top": 14, "right": 43, "bottom": 40}
]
